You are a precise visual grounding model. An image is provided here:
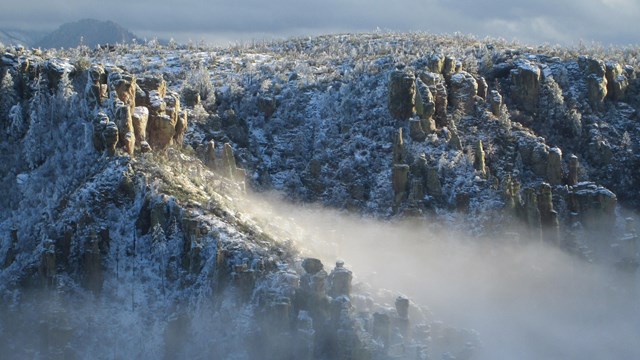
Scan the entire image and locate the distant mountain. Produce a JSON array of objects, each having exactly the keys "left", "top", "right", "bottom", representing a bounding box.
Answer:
[
  {"left": 0, "top": 29, "right": 48, "bottom": 48},
  {"left": 35, "top": 19, "right": 138, "bottom": 49}
]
